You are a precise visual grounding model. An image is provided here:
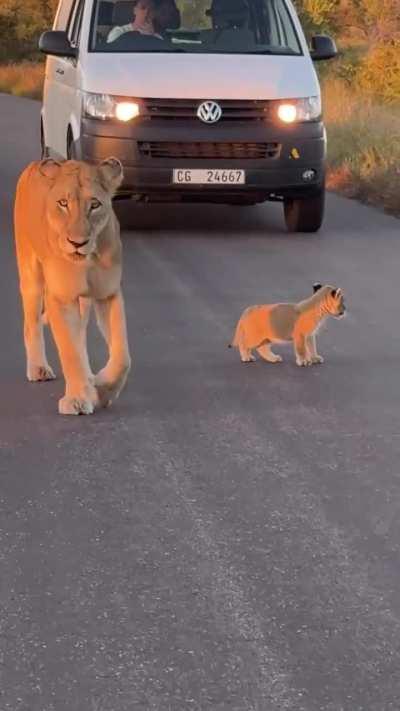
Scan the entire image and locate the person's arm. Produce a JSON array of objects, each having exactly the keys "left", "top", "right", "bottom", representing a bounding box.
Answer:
[{"left": 107, "top": 23, "right": 131, "bottom": 44}]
